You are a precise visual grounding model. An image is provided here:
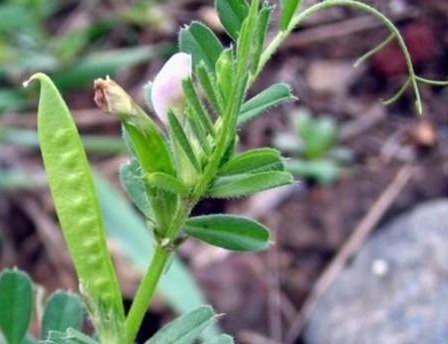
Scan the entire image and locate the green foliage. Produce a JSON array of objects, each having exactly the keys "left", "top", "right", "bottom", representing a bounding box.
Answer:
[
  {"left": 41, "top": 292, "right": 84, "bottom": 340},
  {"left": 24, "top": 0, "right": 447, "bottom": 343},
  {"left": 0, "top": 270, "right": 33, "bottom": 344},
  {"left": 209, "top": 171, "right": 293, "bottom": 198},
  {"left": 185, "top": 215, "right": 270, "bottom": 251},
  {"left": 145, "top": 306, "right": 217, "bottom": 344},
  {"left": 167, "top": 110, "right": 201, "bottom": 173},
  {"left": 279, "top": 0, "right": 303, "bottom": 30},
  {"left": 119, "top": 159, "right": 153, "bottom": 219},
  {"left": 179, "top": 22, "right": 223, "bottom": 72},
  {"left": 238, "top": 83, "right": 296, "bottom": 125},
  {"left": 94, "top": 175, "right": 217, "bottom": 336},
  {"left": 218, "top": 148, "right": 284, "bottom": 176},
  {"left": 215, "top": 0, "right": 249, "bottom": 40},
  {"left": 40, "top": 328, "right": 98, "bottom": 344},
  {"left": 274, "top": 108, "right": 351, "bottom": 185}
]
